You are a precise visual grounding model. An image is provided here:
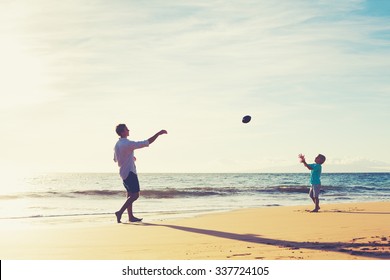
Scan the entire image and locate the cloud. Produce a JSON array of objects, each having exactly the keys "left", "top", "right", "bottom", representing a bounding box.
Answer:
[
  {"left": 244, "top": 157, "right": 390, "bottom": 173},
  {"left": 326, "top": 158, "right": 390, "bottom": 172},
  {"left": 1, "top": 0, "right": 390, "bottom": 173}
]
